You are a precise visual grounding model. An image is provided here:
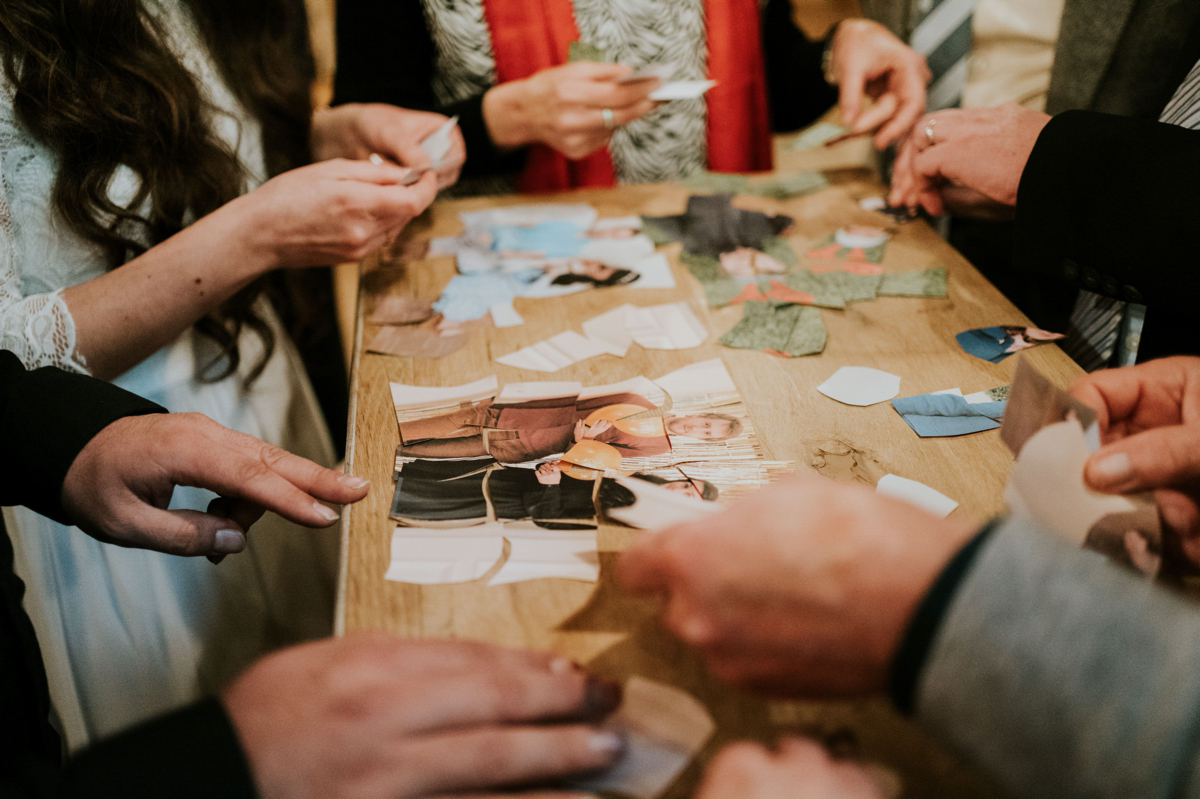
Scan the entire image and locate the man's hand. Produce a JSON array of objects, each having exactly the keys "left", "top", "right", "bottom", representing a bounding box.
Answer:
[
  {"left": 312, "top": 104, "right": 465, "bottom": 190},
  {"left": 224, "top": 635, "right": 624, "bottom": 799},
  {"left": 617, "top": 475, "right": 974, "bottom": 697},
  {"left": 61, "top": 412, "right": 370, "bottom": 559},
  {"left": 1071, "top": 357, "right": 1200, "bottom": 560},
  {"left": 828, "top": 19, "right": 930, "bottom": 149},
  {"left": 582, "top": 419, "right": 613, "bottom": 439},
  {"left": 889, "top": 104, "right": 1050, "bottom": 215},
  {"left": 695, "top": 738, "right": 885, "bottom": 799}
]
